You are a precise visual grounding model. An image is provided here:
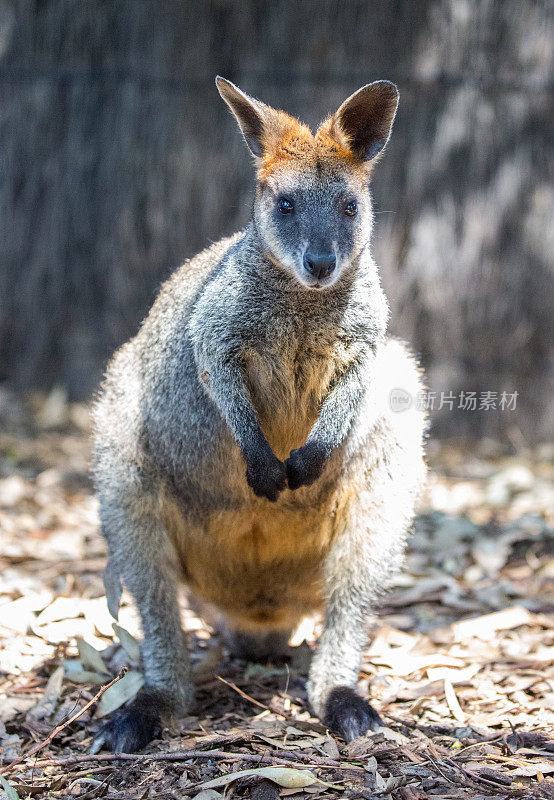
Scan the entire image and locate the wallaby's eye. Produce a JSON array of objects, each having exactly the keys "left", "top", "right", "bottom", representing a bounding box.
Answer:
[
  {"left": 345, "top": 200, "right": 358, "bottom": 217},
  {"left": 277, "top": 197, "right": 294, "bottom": 215}
]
